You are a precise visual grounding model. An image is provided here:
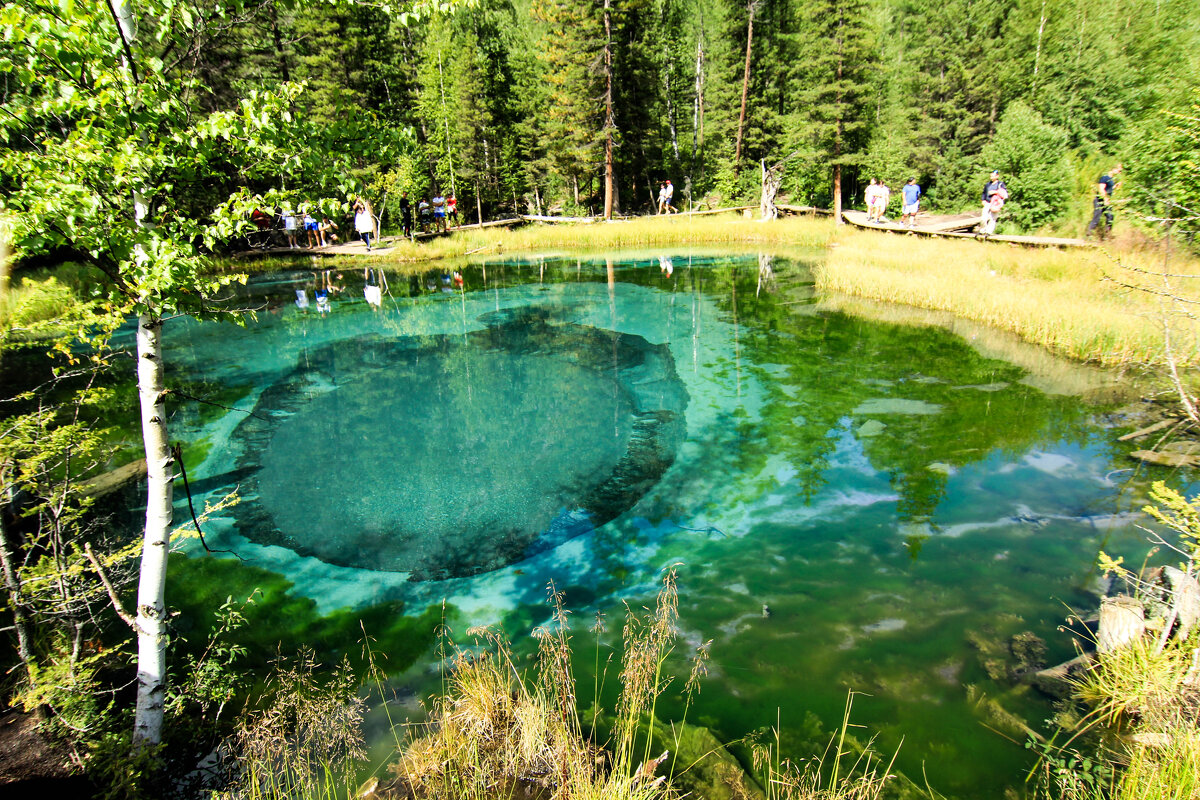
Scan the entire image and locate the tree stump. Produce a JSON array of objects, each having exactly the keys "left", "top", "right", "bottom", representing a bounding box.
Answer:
[{"left": 1098, "top": 596, "right": 1145, "bottom": 653}]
